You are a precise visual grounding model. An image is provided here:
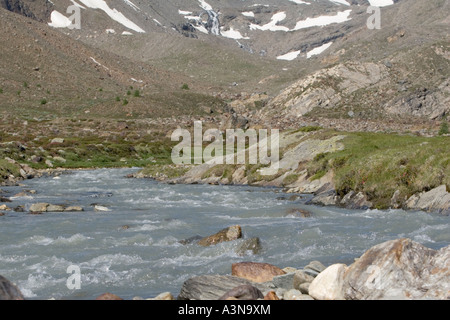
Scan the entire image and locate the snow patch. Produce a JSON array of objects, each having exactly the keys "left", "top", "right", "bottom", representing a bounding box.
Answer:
[
  {"left": 307, "top": 42, "right": 333, "bottom": 58},
  {"left": 250, "top": 12, "right": 289, "bottom": 32},
  {"left": 242, "top": 11, "right": 255, "bottom": 17},
  {"left": 123, "top": 0, "right": 140, "bottom": 11},
  {"left": 277, "top": 50, "right": 301, "bottom": 61},
  {"left": 221, "top": 27, "right": 249, "bottom": 40},
  {"left": 289, "top": 0, "right": 311, "bottom": 4},
  {"left": 48, "top": 11, "right": 72, "bottom": 28},
  {"left": 293, "top": 10, "right": 352, "bottom": 30},
  {"left": 193, "top": 25, "right": 209, "bottom": 34},
  {"left": 78, "top": 0, "right": 145, "bottom": 33},
  {"left": 367, "top": 0, "right": 394, "bottom": 7},
  {"left": 329, "top": 0, "right": 350, "bottom": 5}
]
